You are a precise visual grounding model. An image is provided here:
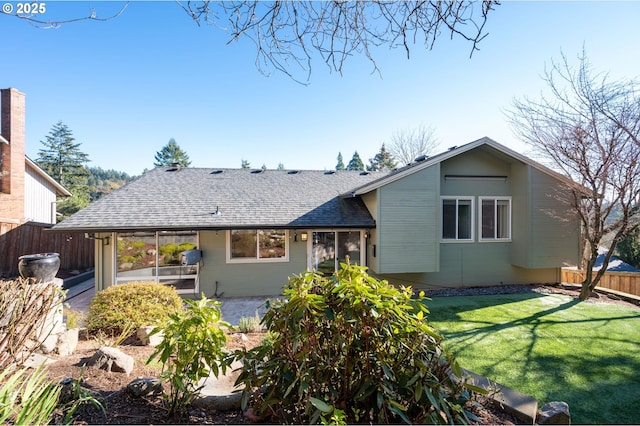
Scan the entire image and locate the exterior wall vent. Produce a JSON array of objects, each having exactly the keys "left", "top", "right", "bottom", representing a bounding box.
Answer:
[
  {"left": 210, "top": 170, "right": 224, "bottom": 175},
  {"left": 287, "top": 170, "right": 300, "bottom": 175},
  {"left": 324, "top": 170, "right": 336, "bottom": 175},
  {"left": 414, "top": 155, "right": 428, "bottom": 162},
  {"left": 250, "top": 169, "right": 264, "bottom": 174},
  {"left": 166, "top": 163, "right": 181, "bottom": 172},
  {"left": 360, "top": 171, "right": 370, "bottom": 176}
]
